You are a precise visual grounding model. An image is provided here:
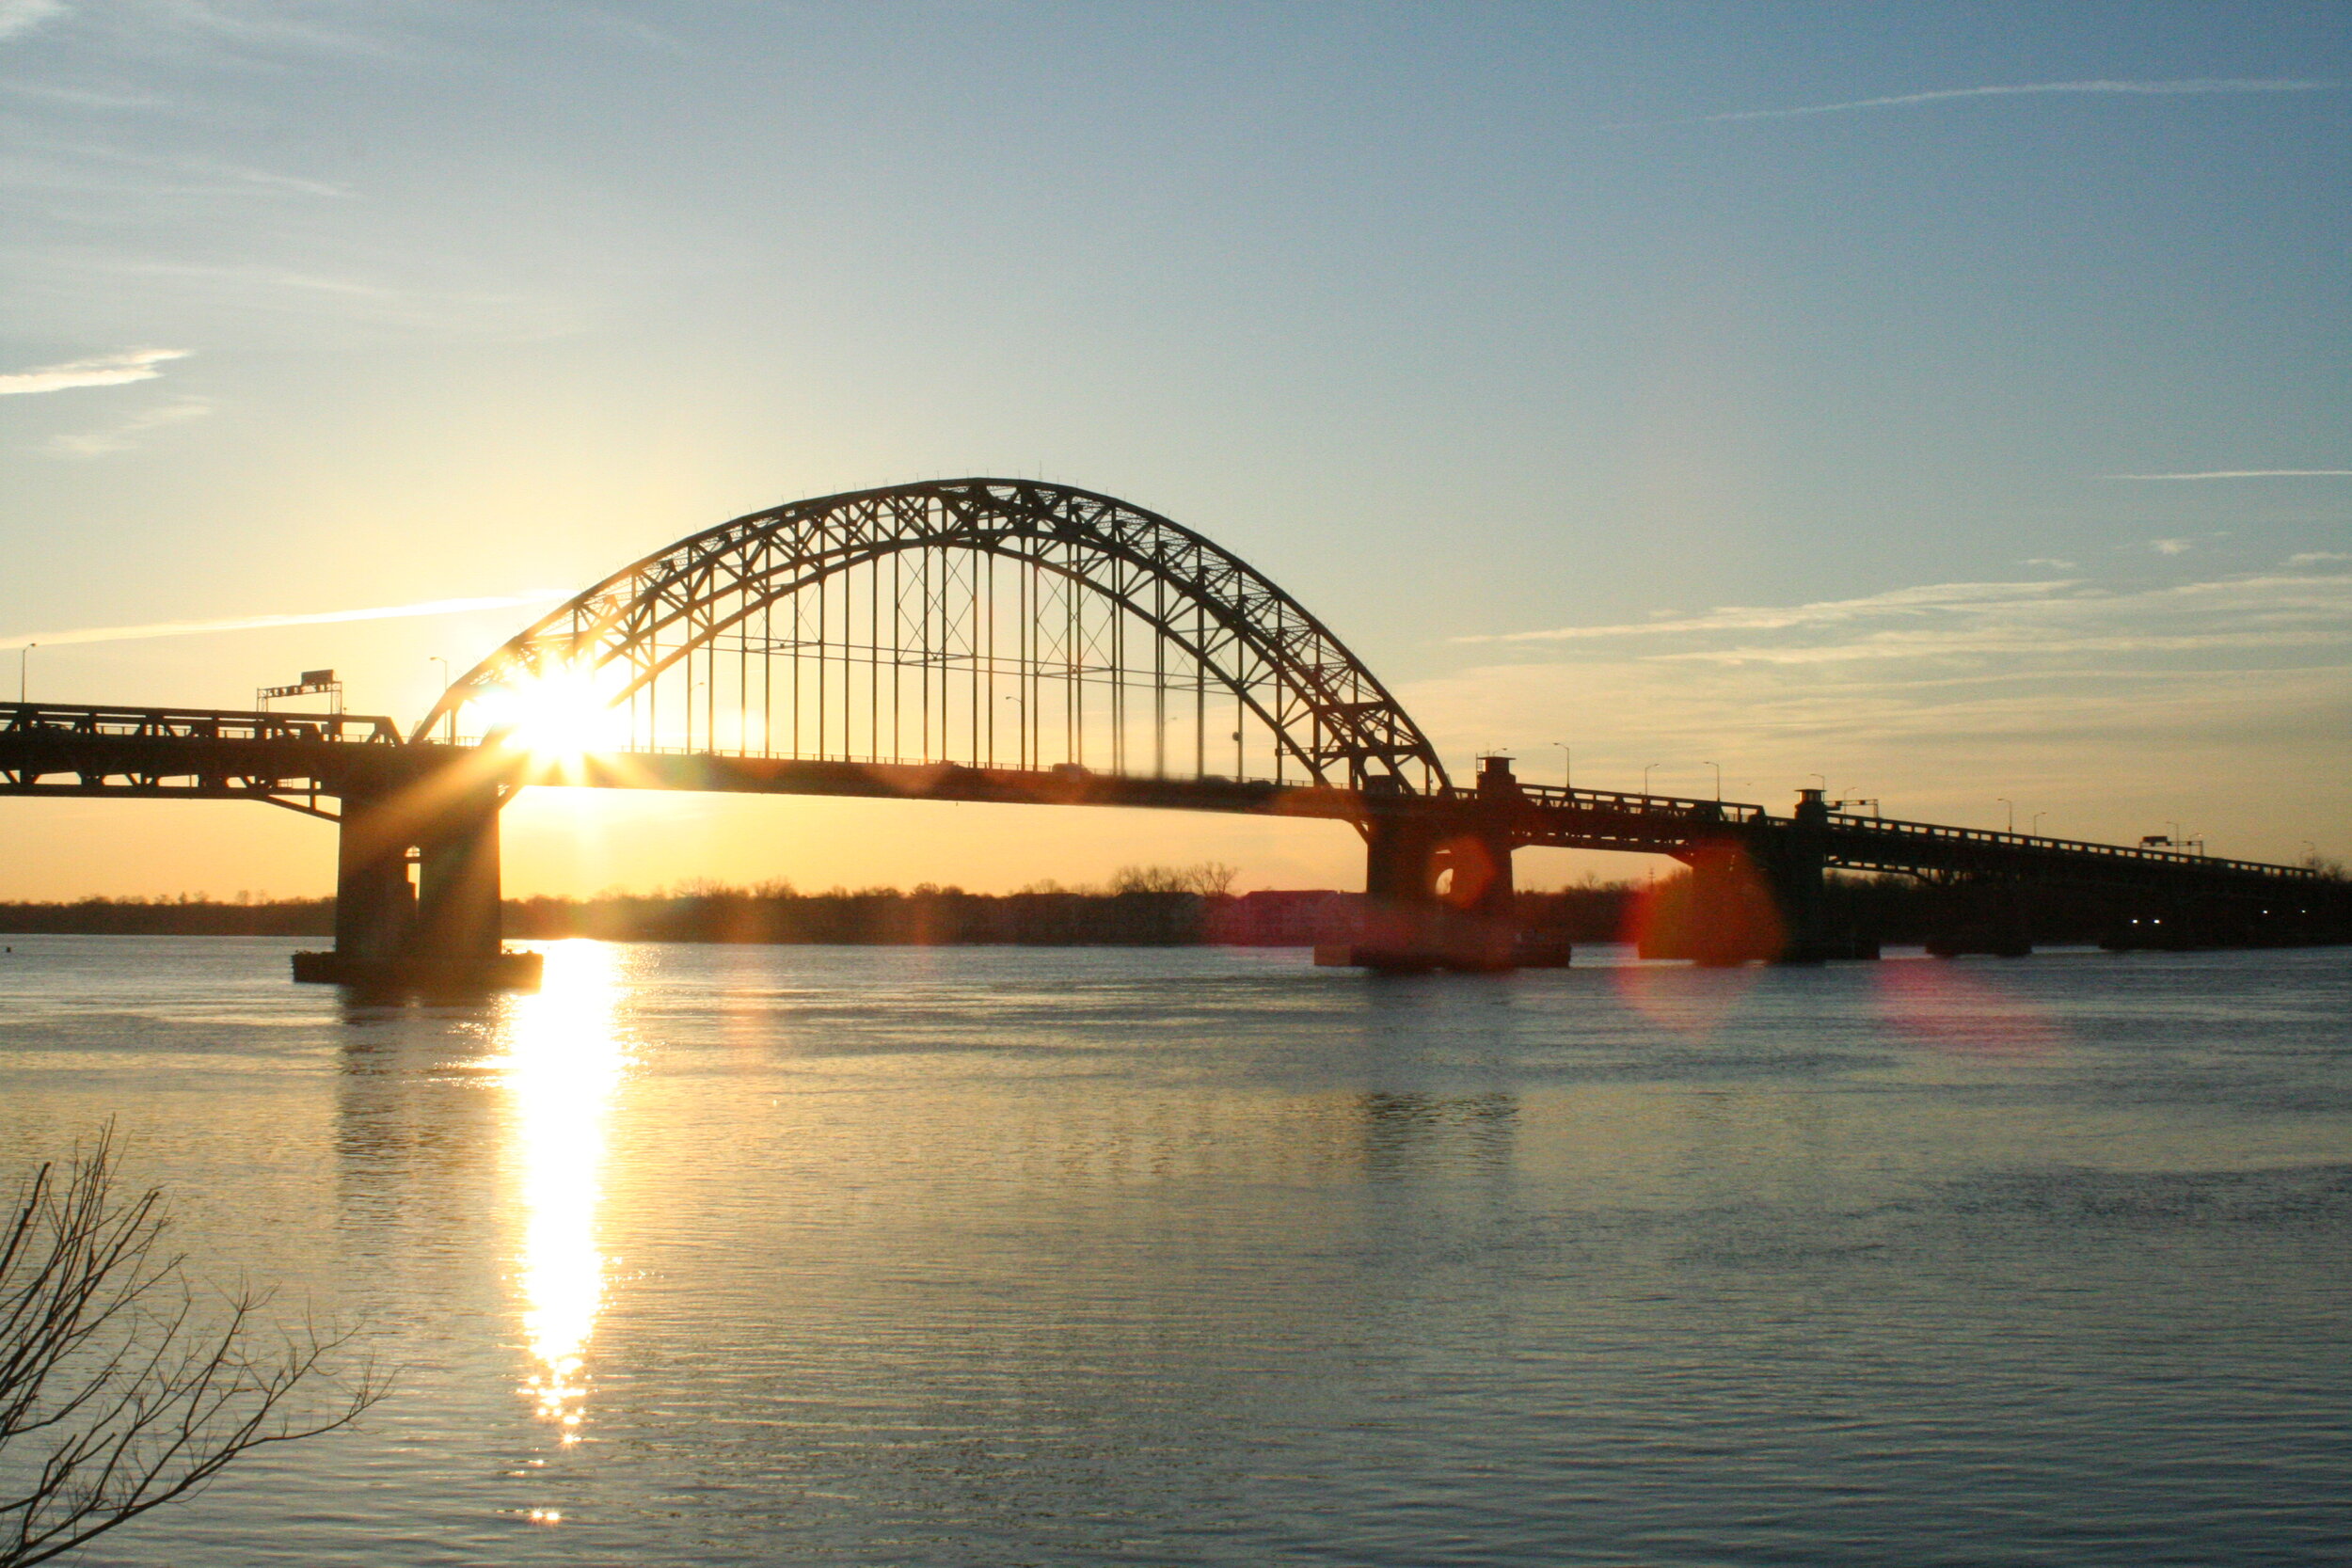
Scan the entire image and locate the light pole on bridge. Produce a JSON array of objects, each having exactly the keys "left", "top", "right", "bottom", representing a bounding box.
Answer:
[
  {"left": 1642, "top": 762, "right": 1660, "bottom": 797},
  {"left": 1998, "top": 797, "right": 2015, "bottom": 834},
  {"left": 1550, "top": 741, "right": 1570, "bottom": 792},
  {"left": 15, "top": 642, "right": 31, "bottom": 705},
  {"left": 1703, "top": 760, "right": 1721, "bottom": 801}
]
